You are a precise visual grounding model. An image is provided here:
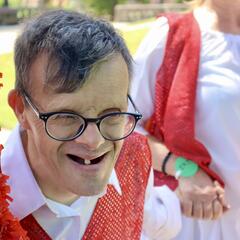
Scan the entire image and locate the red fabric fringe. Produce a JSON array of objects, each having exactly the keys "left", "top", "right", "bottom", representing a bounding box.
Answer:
[{"left": 0, "top": 72, "right": 29, "bottom": 239}]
